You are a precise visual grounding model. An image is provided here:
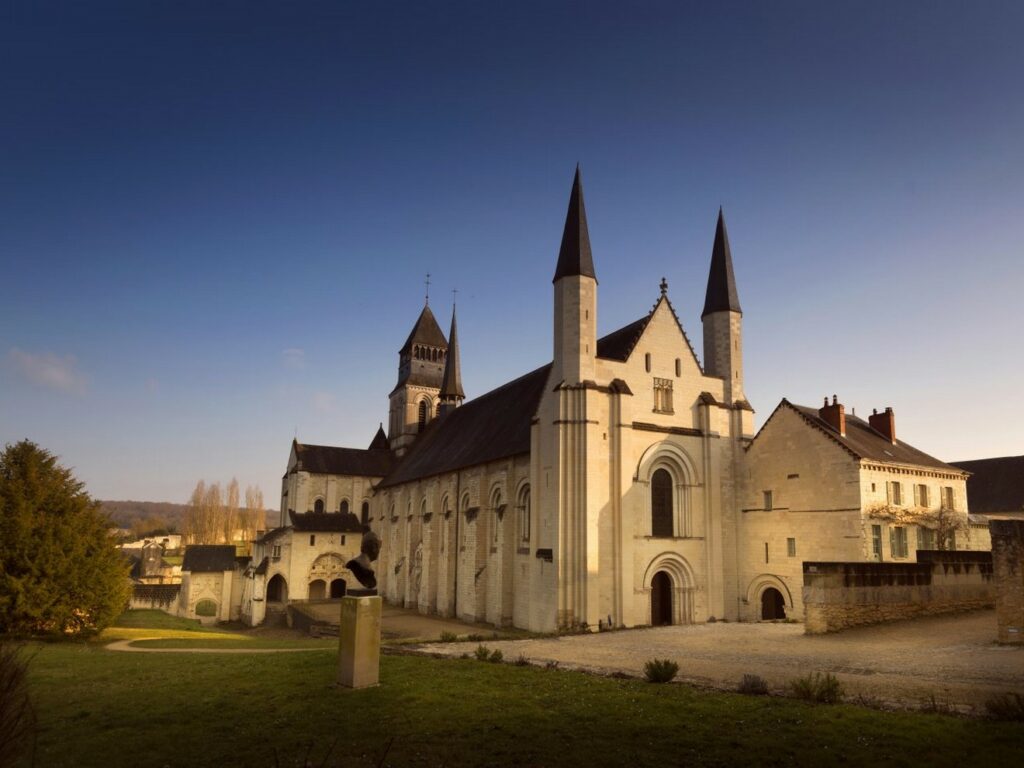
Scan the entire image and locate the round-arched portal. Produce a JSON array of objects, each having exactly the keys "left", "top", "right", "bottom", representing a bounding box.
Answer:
[
  {"left": 651, "top": 571, "right": 673, "bottom": 626},
  {"left": 266, "top": 574, "right": 288, "bottom": 603},
  {"left": 330, "top": 578, "right": 346, "bottom": 598},
  {"left": 761, "top": 587, "right": 786, "bottom": 620},
  {"left": 308, "top": 579, "right": 326, "bottom": 600}
]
